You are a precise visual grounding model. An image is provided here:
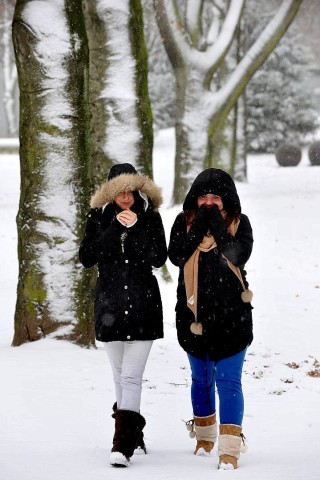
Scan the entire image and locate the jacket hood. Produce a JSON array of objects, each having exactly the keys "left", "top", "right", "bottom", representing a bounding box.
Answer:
[
  {"left": 183, "top": 168, "right": 241, "bottom": 214},
  {"left": 90, "top": 173, "right": 163, "bottom": 210}
]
